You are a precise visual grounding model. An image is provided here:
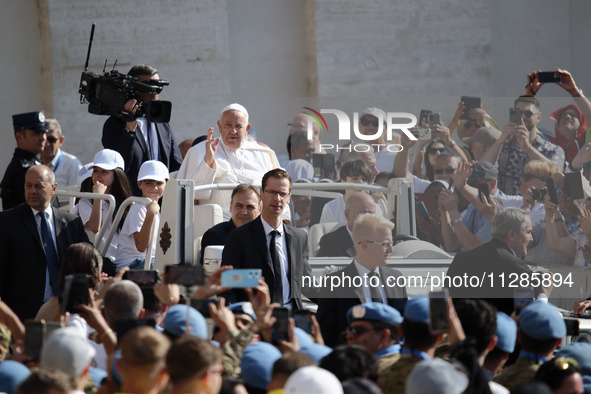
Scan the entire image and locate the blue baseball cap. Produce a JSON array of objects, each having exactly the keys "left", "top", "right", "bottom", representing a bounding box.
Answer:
[
  {"left": 163, "top": 304, "right": 207, "bottom": 339},
  {"left": 519, "top": 301, "right": 566, "bottom": 340},
  {"left": 404, "top": 298, "right": 429, "bottom": 324},
  {"left": 347, "top": 302, "right": 403, "bottom": 325},
  {"left": 241, "top": 342, "right": 282, "bottom": 390},
  {"left": 0, "top": 360, "right": 31, "bottom": 394},
  {"left": 495, "top": 312, "right": 517, "bottom": 353},
  {"left": 294, "top": 327, "right": 332, "bottom": 364}
]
